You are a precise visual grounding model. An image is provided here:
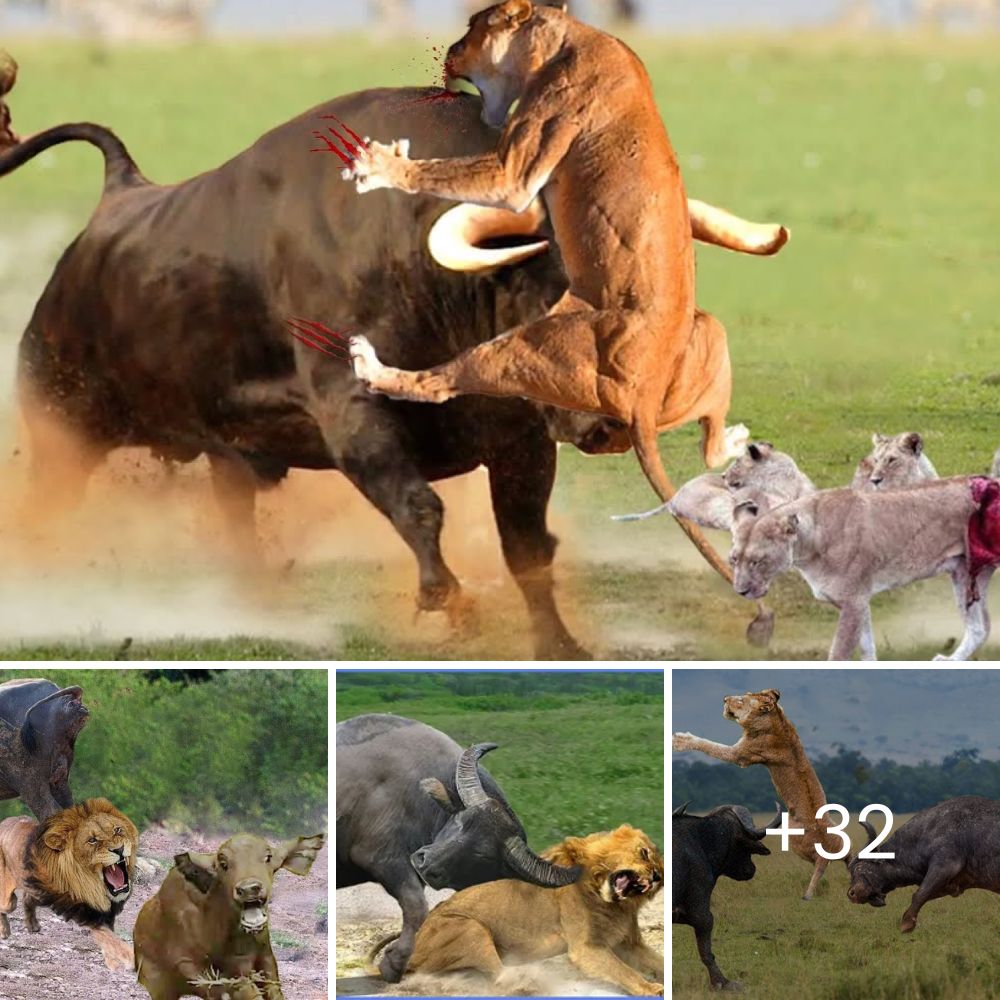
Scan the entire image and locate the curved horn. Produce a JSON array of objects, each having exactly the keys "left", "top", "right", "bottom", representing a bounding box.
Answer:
[
  {"left": 428, "top": 199, "right": 549, "bottom": 272},
  {"left": 454, "top": 742, "right": 498, "bottom": 808},
  {"left": 672, "top": 802, "right": 690, "bottom": 817},
  {"left": 860, "top": 819, "right": 878, "bottom": 847},
  {"left": 22, "top": 686, "right": 86, "bottom": 753},
  {"left": 503, "top": 835, "right": 581, "bottom": 887},
  {"left": 0, "top": 51, "right": 18, "bottom": 149},
  {"left": 688, "top": 198, "right": 789, "bottom": 256}
]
